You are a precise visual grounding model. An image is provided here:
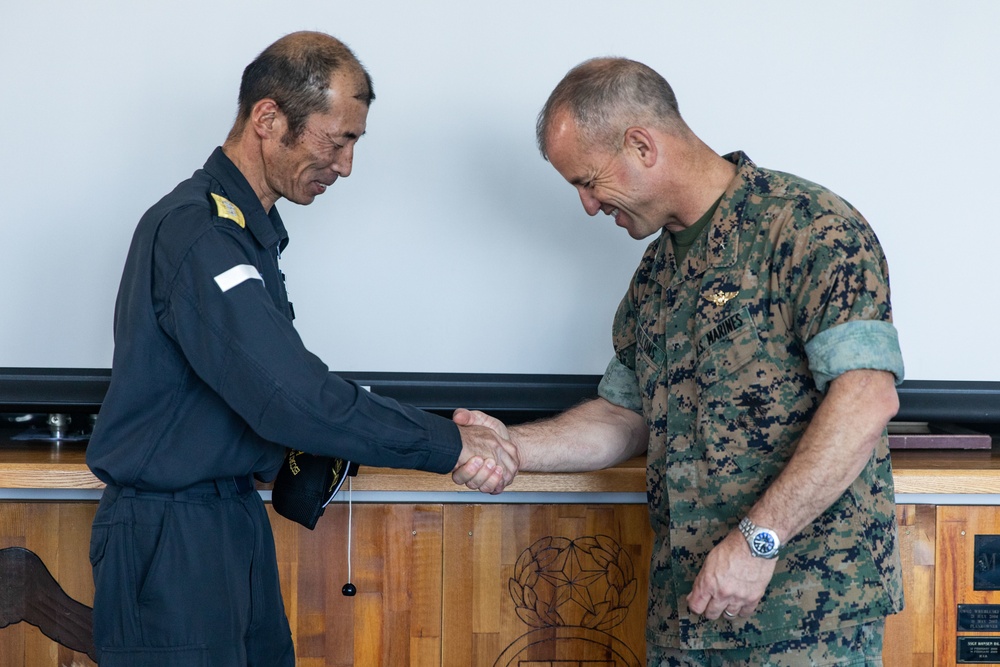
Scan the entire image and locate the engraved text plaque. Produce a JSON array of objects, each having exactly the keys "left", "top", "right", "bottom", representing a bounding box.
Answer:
[
  {"left": 958, "top": 637, "right": 1000, "bottom": 663},
  {"left": 958, "top": 605, "right": 1000, "bottom": 632},
  {"left": 974, "top": 535, "right": 1000, "bottom": 591}
]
